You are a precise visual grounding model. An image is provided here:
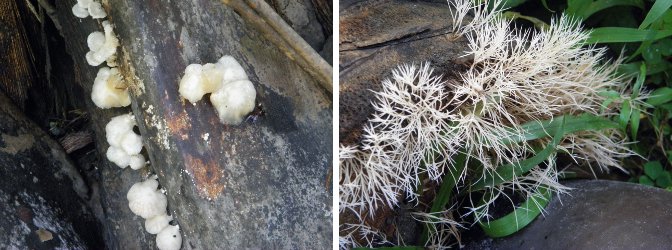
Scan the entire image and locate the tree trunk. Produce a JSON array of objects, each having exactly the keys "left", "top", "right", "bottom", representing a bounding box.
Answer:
[{"left": 46, "top": 0, "right": 332, "bottom": 248}]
